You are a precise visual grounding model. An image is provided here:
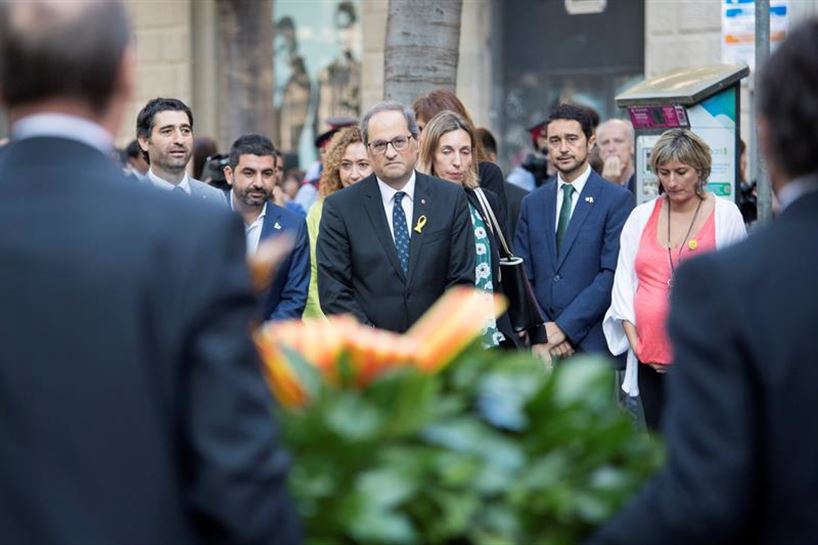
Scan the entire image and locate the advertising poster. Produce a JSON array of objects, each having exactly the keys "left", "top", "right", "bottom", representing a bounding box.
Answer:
[
  {"left": 686, "top": 86, "right": 737, "bottom": 200},
  {"left": 274, "top": 0, "right": 363, "bottom": 166},
  {"left": 722, "top": 0, "right": 788, "bottom": 71}
]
